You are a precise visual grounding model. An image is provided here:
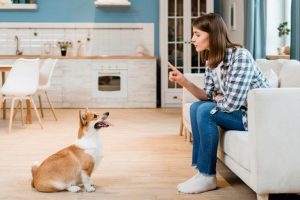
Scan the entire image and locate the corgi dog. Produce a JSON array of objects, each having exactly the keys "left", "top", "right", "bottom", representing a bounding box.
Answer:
[{"left": 31, "top": 110, "right": 111, "bottom": 193}]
